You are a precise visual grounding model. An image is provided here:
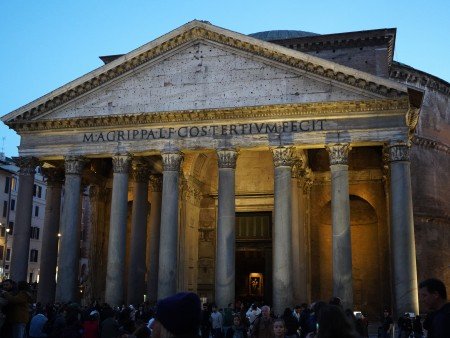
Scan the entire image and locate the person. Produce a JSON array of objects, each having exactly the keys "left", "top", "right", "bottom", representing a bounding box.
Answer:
[
  {"left": 82, "top": 310, "right": 100, "bottom": 338},
  {"left": 378, "top": 309, "right": 393, "bottom": 338},
  {"left": 200, "top": 304, "right": 211, "bottom": 338},
  {"left": 418, "top": 278, "right": 450, "bottom": 338},
  {"left": 273, "top": 319, "right": 286, "bottom": 338},
  {"left": 28, "top": 307, "right": 48, "bottom": 338},
  {"left": 2, "top": 280, "right": 33, "bottom": 338},
  {"left": 223, "top": 303, "right": 234, "bottom": 337},
  {"left": 246, "top": 304, "right": 261, "bottom": 327},
  {"left": 100, "top": 309, "right": 120, "bottom": 338},
  {"left": 211, "top": 304, "right": 223, "bottom": 338},
  {"left": 226, "top": 316, "right": 247, "bottom": 338},
  {"left": 152, "top": 292, "right": 201, "bottom": 338},
  {"left": 305, "top": 304, "right": 358, "bottom": 338},
  {"left": 397, "top": 313, "right": 412, "bottom": 338},
  {"left": 412, "top": 315, "right": 423, "bottom": 338},
  {"left": 281, "top": 308, "right": 298, "bottom": 338},
  {"left": 250, "top": 305, "right": 273, "bottom": 338}
]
